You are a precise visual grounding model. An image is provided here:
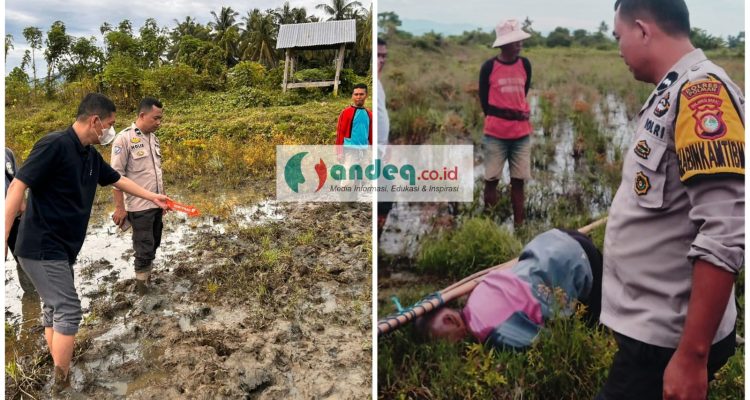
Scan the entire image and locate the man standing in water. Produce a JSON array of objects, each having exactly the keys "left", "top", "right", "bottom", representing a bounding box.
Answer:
[
  {"left": 110, "top": 97, "right": 166, "bottom": 295},
  {"left": 479, "top": 19, "right": 533, "bottom": 227},
  {"left": 599, "top": 1, "right": 744, "bottom": 399},
  {"left": 4, "top": 93, "right": 171, "bottom": 394}
]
